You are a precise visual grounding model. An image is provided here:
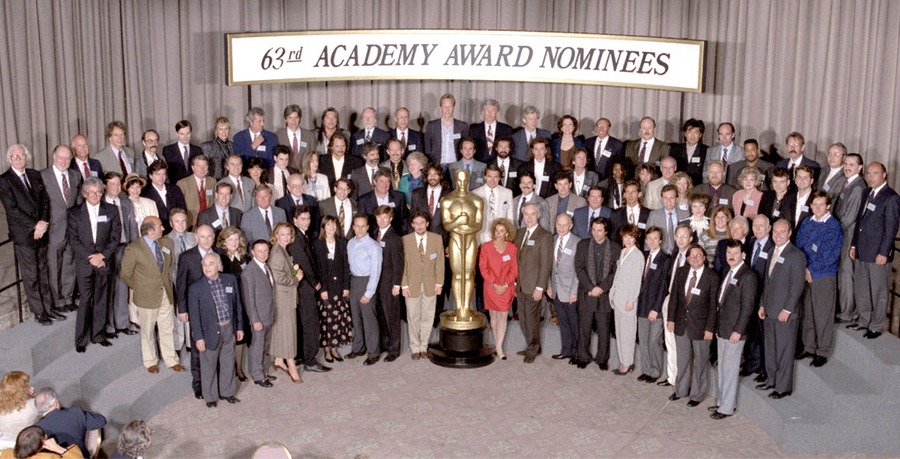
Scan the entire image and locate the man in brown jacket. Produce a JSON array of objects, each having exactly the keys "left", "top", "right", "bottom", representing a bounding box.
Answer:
[
  {"left": 514, "top": 202, "right": 553, "bottom": 363},
  {"left": 401, "top": 211, "right": 445, "bottom": 359}
]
